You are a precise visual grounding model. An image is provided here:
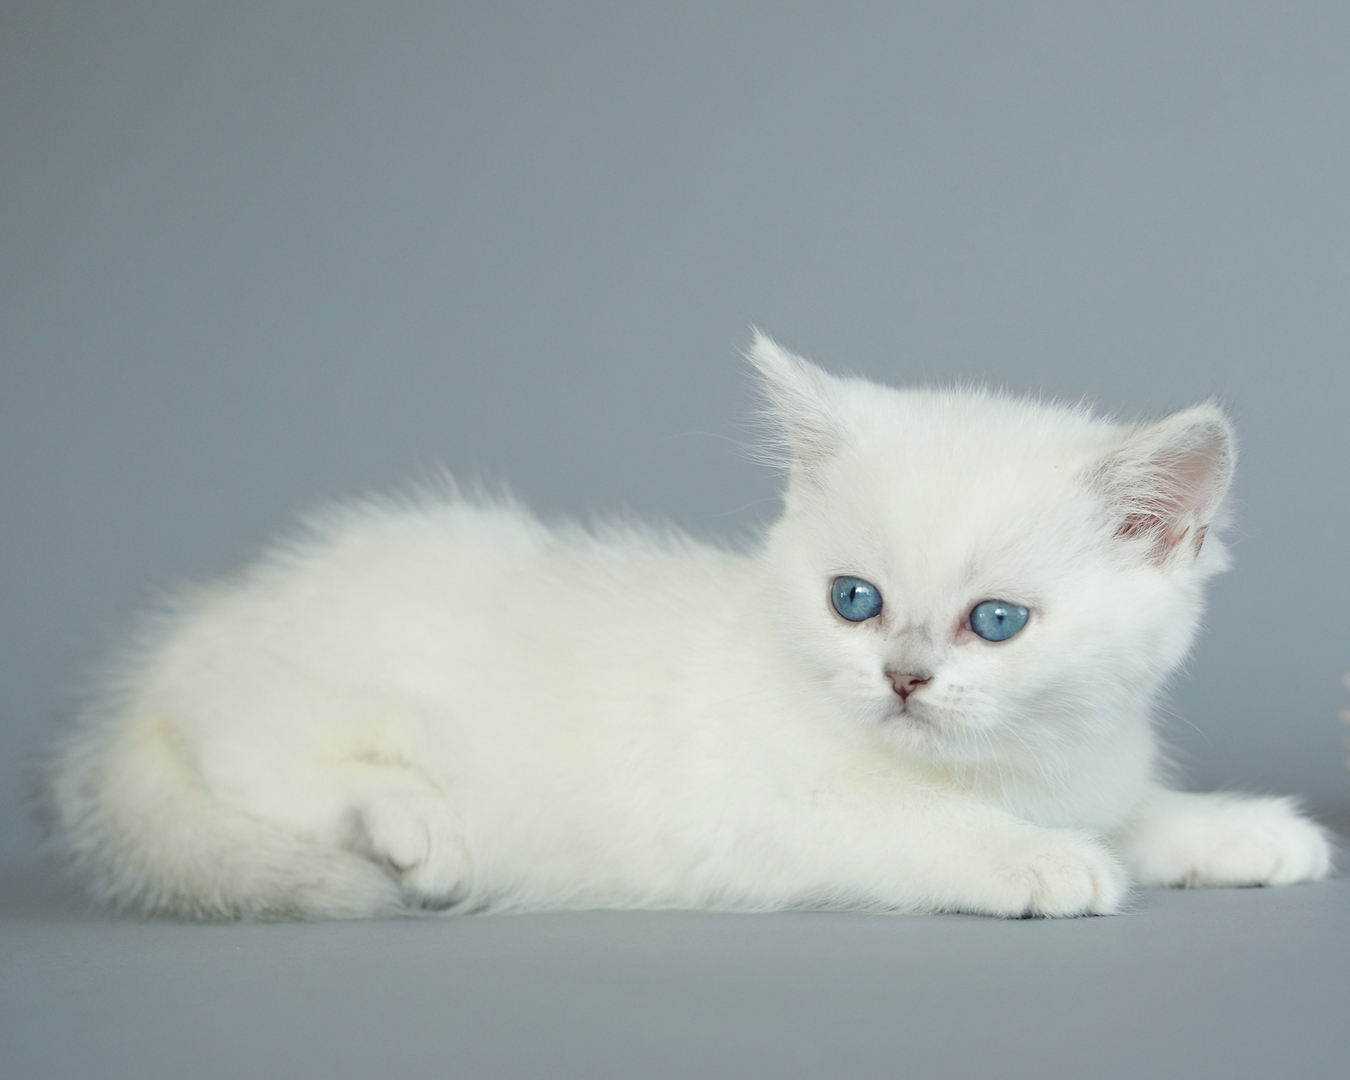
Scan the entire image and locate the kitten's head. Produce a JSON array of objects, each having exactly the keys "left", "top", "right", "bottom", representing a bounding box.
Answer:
[{"left": 751, "top": 333, "right": 1235, "bottom": 764}]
